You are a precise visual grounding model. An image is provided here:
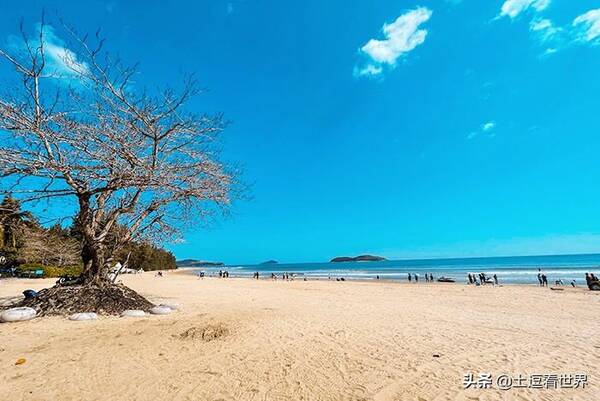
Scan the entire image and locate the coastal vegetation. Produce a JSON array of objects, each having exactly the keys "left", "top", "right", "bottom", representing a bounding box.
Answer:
[
  {"left": 0, "top": 195, "right": 176, "bottom": 277},
  {"left": 176, "top": 259, "right": 225, "bottom": 267},
  {"left": 0, "top": 18, "right": 237, "bottom": 314}
]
